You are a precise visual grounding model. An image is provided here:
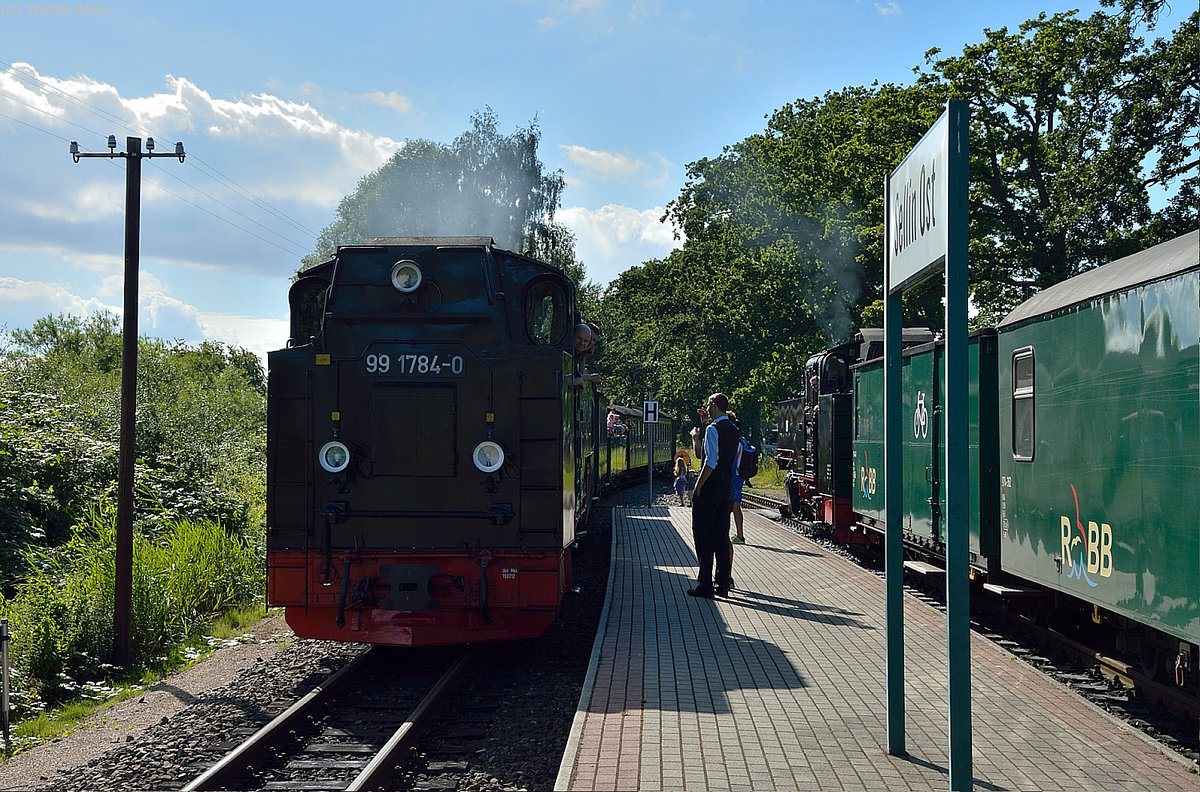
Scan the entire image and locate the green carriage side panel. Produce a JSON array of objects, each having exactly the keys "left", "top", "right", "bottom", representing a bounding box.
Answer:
[
  {"left": 852, "top": 362, "right": 885, "bottom": 522},
  {"left": 902, "top": 349, "right": 937, "bottom": 543},
  {"left": 852, "top": 333, "right": 999, "bottom": 560},
  {"left": 997, "top": 233, "right": 1199, "bottom": 645}
]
